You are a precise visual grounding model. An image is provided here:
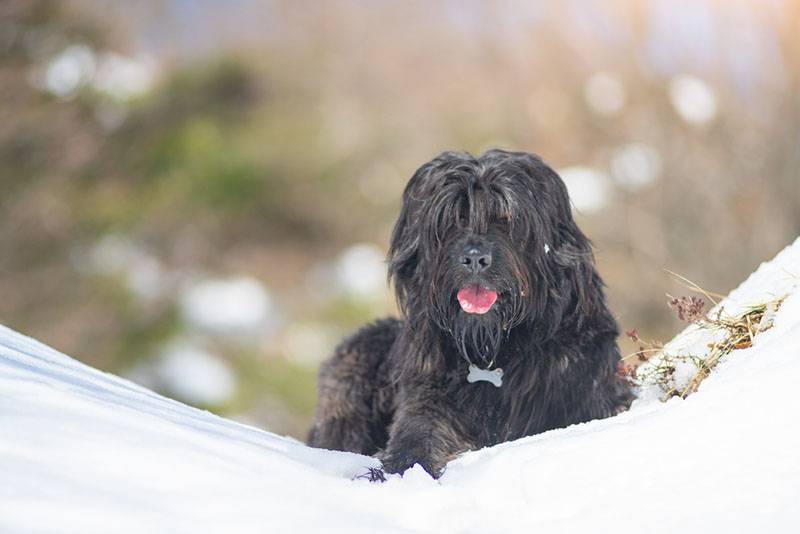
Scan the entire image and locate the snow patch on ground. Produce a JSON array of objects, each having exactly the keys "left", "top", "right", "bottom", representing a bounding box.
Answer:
[
  {"left": 637, "top": 236, "right": 800, "bottom": 399},
  {"left": 1, "top": 239, "right": 799, "bottom": 533}
]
